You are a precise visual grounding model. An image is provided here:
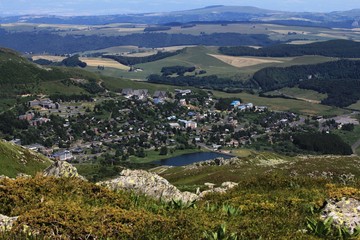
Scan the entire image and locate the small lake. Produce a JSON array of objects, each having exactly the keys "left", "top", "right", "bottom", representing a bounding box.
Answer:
[{"left": 153, "top": 152, "right": 233, "bottom": 166}]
